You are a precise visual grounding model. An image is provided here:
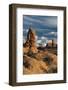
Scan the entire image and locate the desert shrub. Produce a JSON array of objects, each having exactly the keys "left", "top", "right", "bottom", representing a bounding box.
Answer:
[
  {"left": 27, "top": 51, "right": 36, "bottom": 59},
  {"left": 52, "top": 68, "right": 57, "bottom": 73},
  {"left": 43, "top": 56, "right": 51, "bottom": 65},
  {"left": 23, "top": 60, "right": 30, "bottom": 68},
  {"left": 48, "top": 67, "right": 57, "bottom": 73}
]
